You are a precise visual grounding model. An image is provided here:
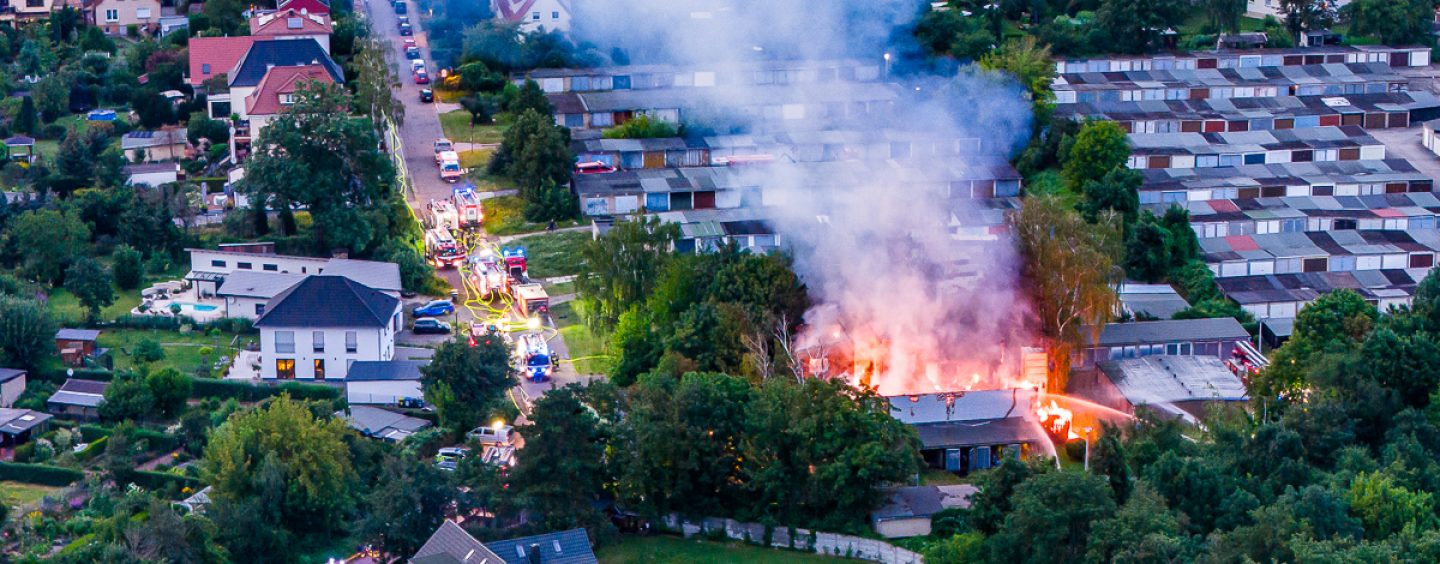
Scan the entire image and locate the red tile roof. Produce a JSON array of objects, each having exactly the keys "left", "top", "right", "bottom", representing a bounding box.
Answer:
[
  {"left": 245, "top": 65, "right": 335, "bottom": 116},
  {"left": 1225, "top": 235, "right": 1260, "bottom": 252},
  {"left": 250, "top": 8, "right": 333, "bottom": 36},
  {"left": 188, "top": 36, "right": 263, "bottom": 86}
]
